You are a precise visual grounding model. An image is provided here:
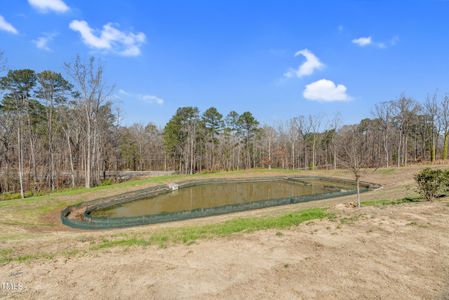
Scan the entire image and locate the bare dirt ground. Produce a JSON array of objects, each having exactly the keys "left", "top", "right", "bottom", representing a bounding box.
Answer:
[{"left": 1, "top": 165, "right": 449, "bottom": 299}]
